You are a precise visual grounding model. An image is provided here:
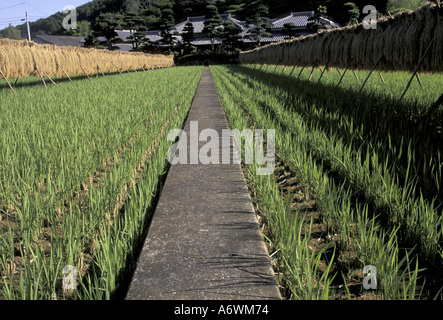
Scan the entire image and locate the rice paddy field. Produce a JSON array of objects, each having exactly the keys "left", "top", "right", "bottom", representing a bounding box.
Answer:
[
  {"left": 1, "top": 40, "right": 443, "bottom": 300},
  {"left": 0, "top": 66, "right": 203, "bottom": 299},
  {"left": 210, "top": 64, "right": 443, "bottom": 299}
]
